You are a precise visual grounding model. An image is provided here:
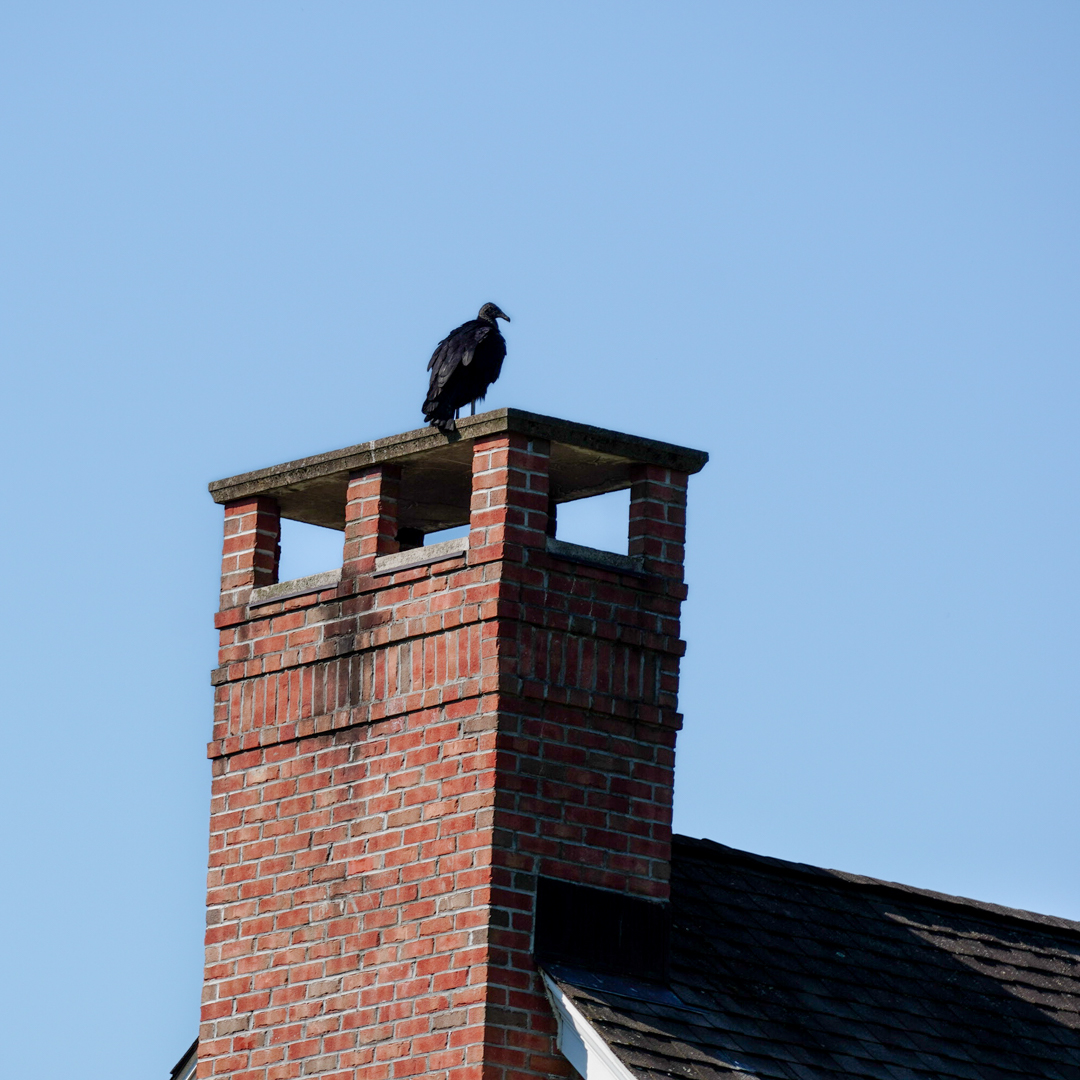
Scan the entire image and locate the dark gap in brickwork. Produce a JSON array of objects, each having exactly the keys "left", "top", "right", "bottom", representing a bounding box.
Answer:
[
  {"left": 396, "top": 526, "right": 426, "bottom": 550},
  {"left": 533, "top": 876, "right": 670, "bottom": 982}
]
